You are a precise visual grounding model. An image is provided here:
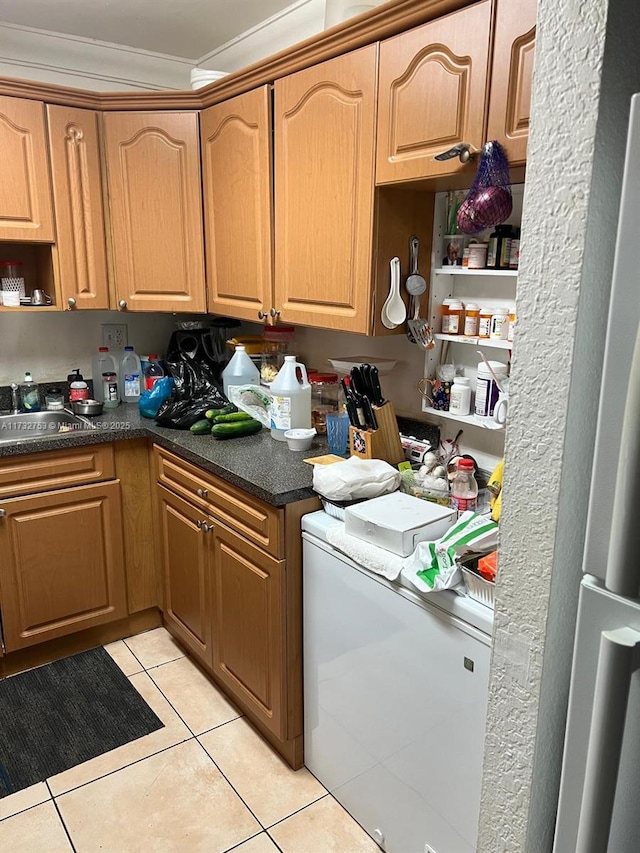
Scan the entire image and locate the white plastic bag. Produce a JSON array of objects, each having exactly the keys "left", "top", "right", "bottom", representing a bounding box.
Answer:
[
  {"left": 313, "top": 457, "right": 400, "bottom": 502},
  {"left": 228, "top": 384, "right": 272, "bottom": 427},
  {"left": 401, "top": 511, "right": 499, "bottom": 593}
]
